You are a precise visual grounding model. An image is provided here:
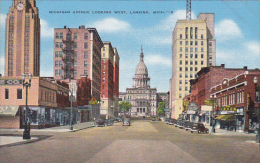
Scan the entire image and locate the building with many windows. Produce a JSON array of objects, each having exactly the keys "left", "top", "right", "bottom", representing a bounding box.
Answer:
[
  {"left": 5, "top": 0, "right": 40, "bottom": 77},
  {"left": 53, "top": 26, "right": 103, "bottom": 101},
  {"left": 170, "top": 13, "right": 216, "bottom": 119},
  {"left": 119, "top": 48, "right": 157, "bottom": 117}
]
